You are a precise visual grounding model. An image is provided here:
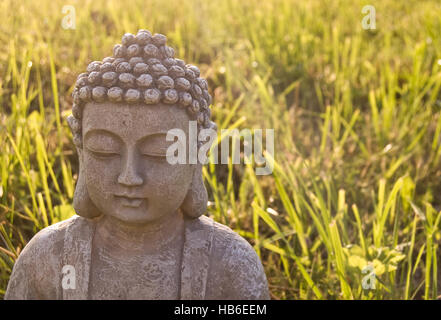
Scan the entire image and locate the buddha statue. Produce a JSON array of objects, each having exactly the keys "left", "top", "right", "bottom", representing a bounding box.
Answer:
[{"left": 5, "top": 30, "right": 270, "bottom": 300}]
